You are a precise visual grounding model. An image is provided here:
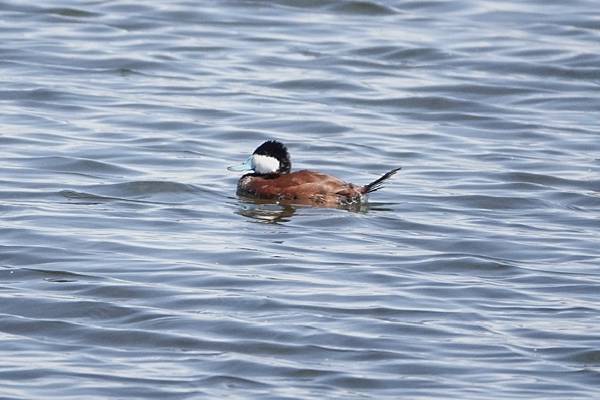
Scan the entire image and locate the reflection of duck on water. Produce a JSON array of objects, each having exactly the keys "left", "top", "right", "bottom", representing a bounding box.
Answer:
[
  {"left": 235, "top": 199, "right": 297, "bottom": 223},
  {"left": 228, "top": 140, "right": 401, "bottom": 208}
]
